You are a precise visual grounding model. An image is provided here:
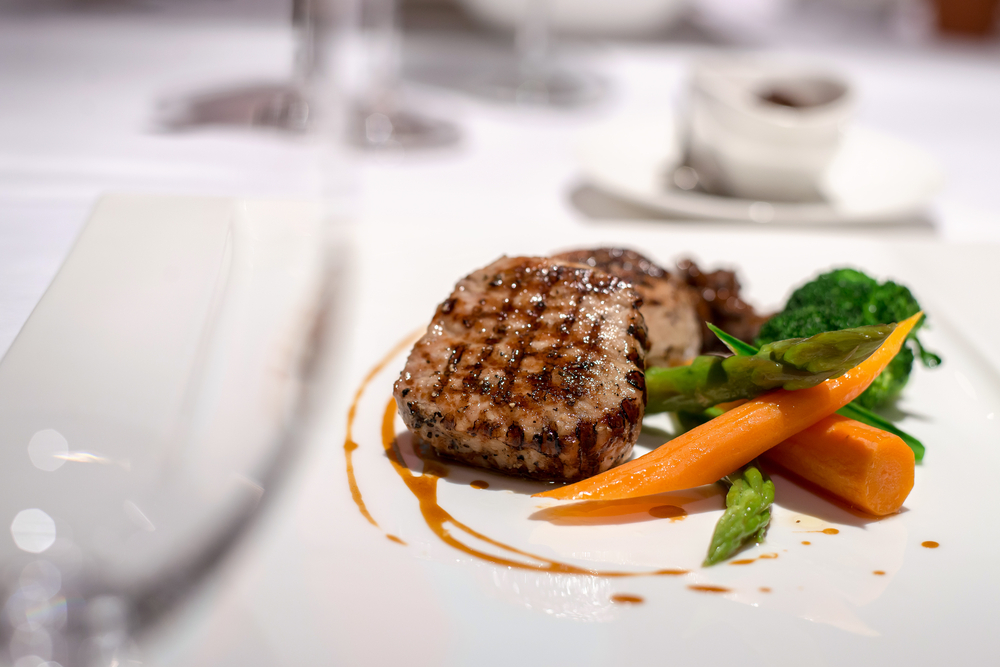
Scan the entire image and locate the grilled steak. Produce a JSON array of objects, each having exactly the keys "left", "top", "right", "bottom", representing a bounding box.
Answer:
[
  {"left": 554, "top": 248, "right": 701, "bottom": 367},
  {"left": 393, "top": 256, "right": 649, "bottom": 481}
]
